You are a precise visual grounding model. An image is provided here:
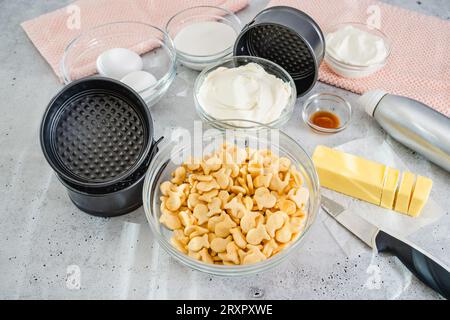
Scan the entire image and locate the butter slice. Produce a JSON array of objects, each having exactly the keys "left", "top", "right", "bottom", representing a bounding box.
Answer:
[
  {"left": 380, "top": 167, "right": 400, "bottom": 209},
  {"left": 312, "top": 145, "right": 386, "bottom": 205},
  {"left": 394, "top": 172, "right": 416, "bottom": 214},
  {"left": 408, "top": 176, "right": 433, "bottom": 217}
]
